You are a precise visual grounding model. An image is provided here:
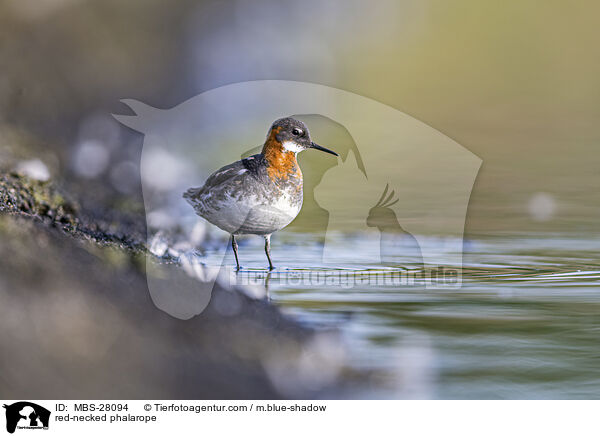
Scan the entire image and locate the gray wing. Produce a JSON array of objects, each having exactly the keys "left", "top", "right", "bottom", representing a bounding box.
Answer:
[{"left": 183, "top": 158, "right": 255, "bottom": 221}]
